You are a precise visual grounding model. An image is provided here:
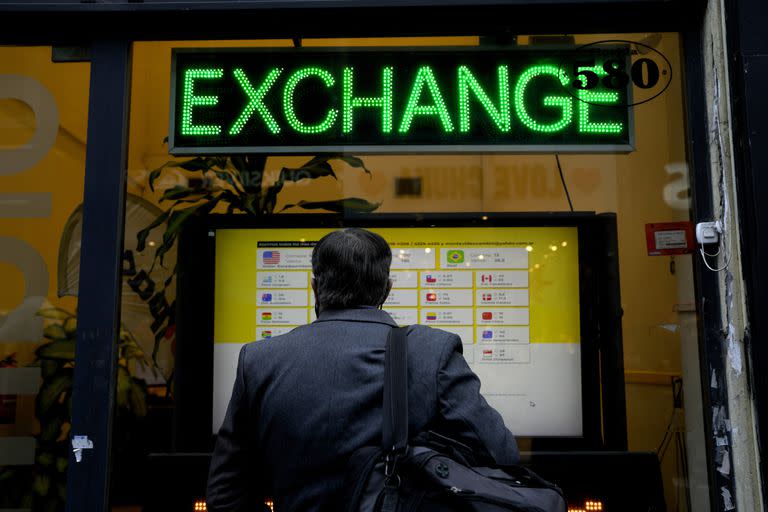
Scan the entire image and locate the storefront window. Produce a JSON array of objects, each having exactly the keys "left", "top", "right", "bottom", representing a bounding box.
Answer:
[
  {"left": 117, "top": 33, "right": 708, "bottom": 511},
  {"left": 0, "top": 46, "right": 90, "bottom": 511}
]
